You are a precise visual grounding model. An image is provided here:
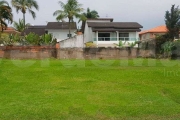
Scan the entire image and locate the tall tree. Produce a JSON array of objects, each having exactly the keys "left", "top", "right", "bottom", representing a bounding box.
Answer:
[
  {"left": 83, "top": 7, "right": 99, "bottom": 19},
  {"left": 11, "top": 0, "right": 39, "bottom": 28},
  {"left": 13, "top": 19, "right": 30, "bottom": 32},
  {"left": 53, "top": 0, "right": 84, "bottom": 38},
  {"left": 0, "top": 0, "right": 13, "bottom": 31},
  {"left": 165, "top": 4, "right": 180, "bottom": 40}
]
